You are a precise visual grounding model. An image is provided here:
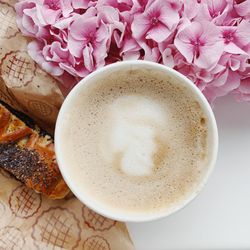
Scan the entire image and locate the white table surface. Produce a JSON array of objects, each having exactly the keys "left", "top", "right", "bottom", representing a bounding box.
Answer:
[{"left": 127, "top": 95, "right": 250, "bottom": 250}]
